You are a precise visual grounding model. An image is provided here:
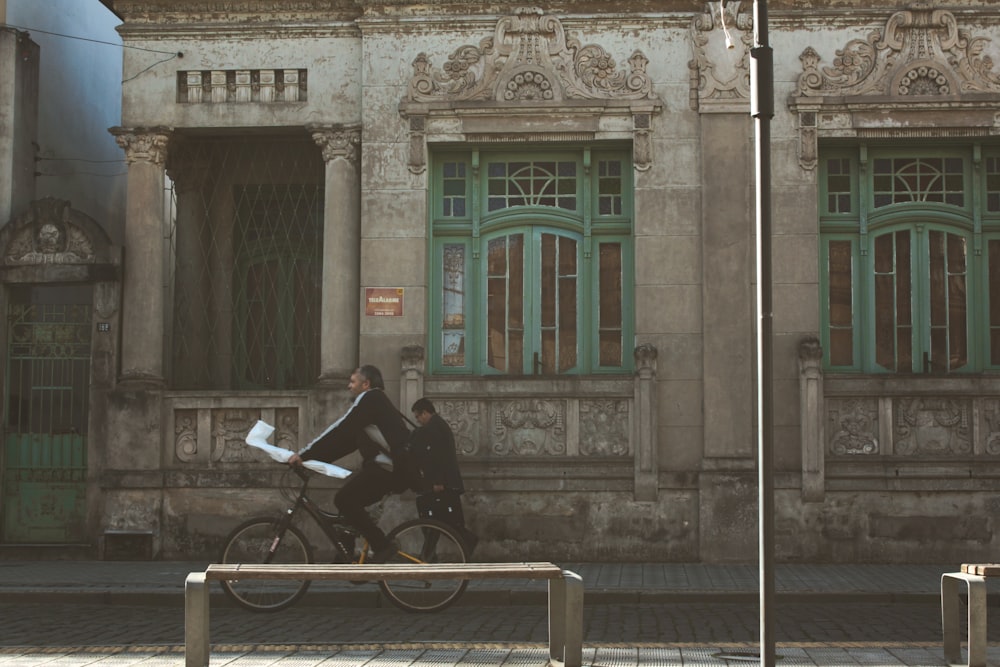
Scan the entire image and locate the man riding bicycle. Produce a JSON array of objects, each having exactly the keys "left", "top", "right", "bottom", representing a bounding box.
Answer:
[{"left": 287, "top": 364, "right": 408, "bottom": 562}]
